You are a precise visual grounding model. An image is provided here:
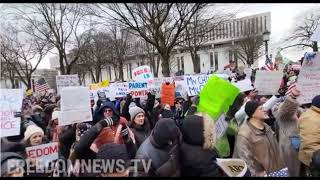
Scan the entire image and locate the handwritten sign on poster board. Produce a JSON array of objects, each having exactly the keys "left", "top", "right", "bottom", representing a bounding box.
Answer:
[
  {"left": 60, "top": 87, "right": 92, "bottom": 126},
  {"left": 0, "top": 89, "right": 23, "bottom": 137},
  {"left": 184, "top": 74, "right": 210, "bottom": 96},
  {"left": 297, "top": 52, "right": 320, "bottom": 104},
  {"left": 56, "top": 74, "right": 79, "bottom": 94},
  {"left": 254, "top": 71, "right": 282, "bottom": 95},
  {"left": 161, "top": 83, "right": 175, "bottom": 106}
]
